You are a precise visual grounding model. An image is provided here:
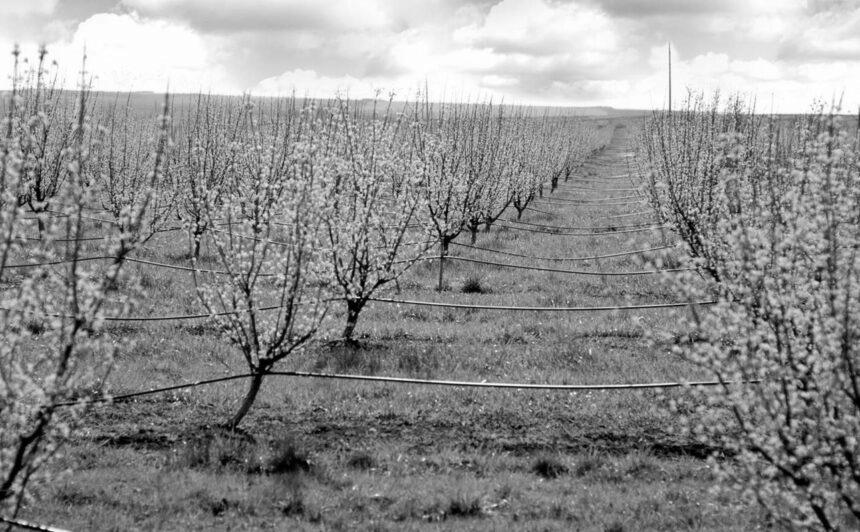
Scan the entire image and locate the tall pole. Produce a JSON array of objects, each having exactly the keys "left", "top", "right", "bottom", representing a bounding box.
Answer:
[{"left": 668, "top": 43, "right": 672, "bottom": 115}]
